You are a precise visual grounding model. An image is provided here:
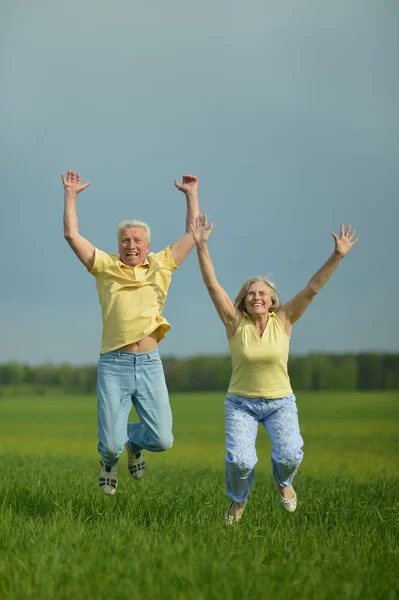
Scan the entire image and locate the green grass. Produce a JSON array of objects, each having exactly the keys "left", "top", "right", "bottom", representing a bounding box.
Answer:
[{"left": 1, "top": 391, "right": 398, "bottom": 599}]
